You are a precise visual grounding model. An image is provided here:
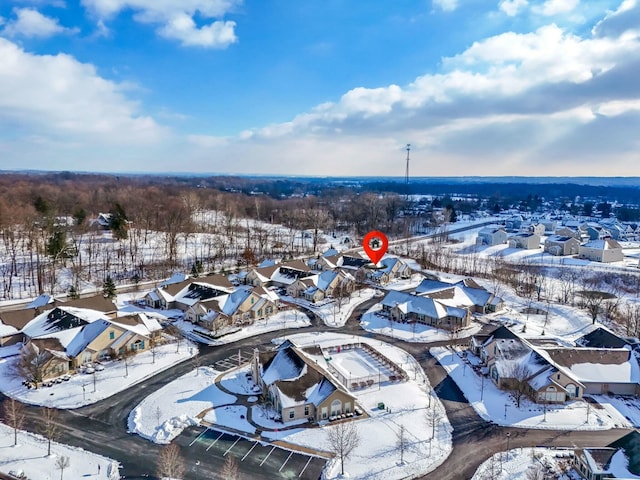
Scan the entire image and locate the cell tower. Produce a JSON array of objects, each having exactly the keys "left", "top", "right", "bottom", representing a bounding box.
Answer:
[{"left": 404, "top": 143, "right": 411, "bottom": 186}]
